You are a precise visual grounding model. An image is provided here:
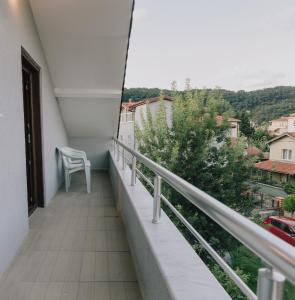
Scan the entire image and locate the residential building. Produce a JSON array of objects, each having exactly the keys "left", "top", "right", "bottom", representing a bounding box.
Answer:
[
  {"left": 256, "top": 133, "right": 295, "bottom": 183},
  {"left": 0, "top": 1, "right": 294, "bottom": 299},
  {"left": 215, "top": 115, "right": 240, "bottom": 142},
  {"left": 268, "top": 113, "right": 295, "bottom": 136}
]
